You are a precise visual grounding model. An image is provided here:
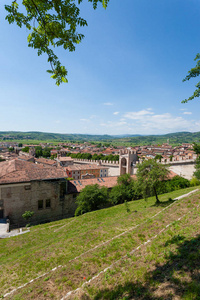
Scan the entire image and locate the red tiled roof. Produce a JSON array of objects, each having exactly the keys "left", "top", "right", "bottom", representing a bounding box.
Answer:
[
  {"left": 68, "top": 175, "right": 137, "bottom": 193},
  {"left": 67, "top": 170, "right": 177, "bottom": 194},
  {"left": 167, "top": 170, "right": 178, "bottom": 179},
  {"left": 35, "top": 157, "right": 57, "bottom": 165},
  {"left": 58, "top": 157, "right": 74, "bottom": 161},
  {"left": 18, "top": 155, "right": 35, "bottom": 161},
  {"left": 66, "top": 164, "right": 108, "bottom": 171},
  {"left": 0, "top": 159, "right": 66, "bottom": 184}
]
